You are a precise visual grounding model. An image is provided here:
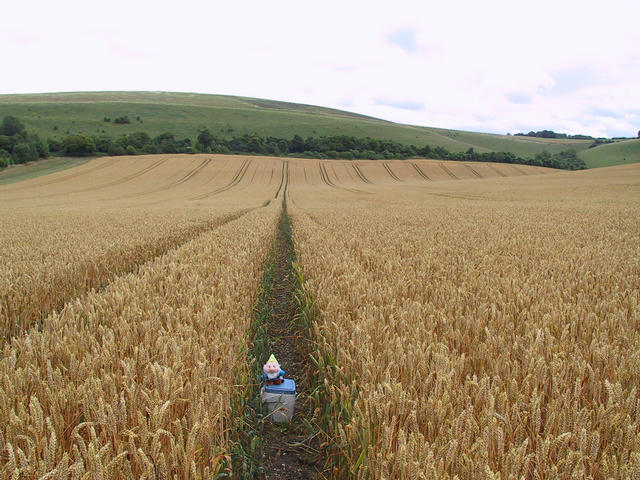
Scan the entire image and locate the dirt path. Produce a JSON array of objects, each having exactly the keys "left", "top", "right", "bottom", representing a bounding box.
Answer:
[{"left": 261, "top": 207, "right": 321, "bottom": 479}]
